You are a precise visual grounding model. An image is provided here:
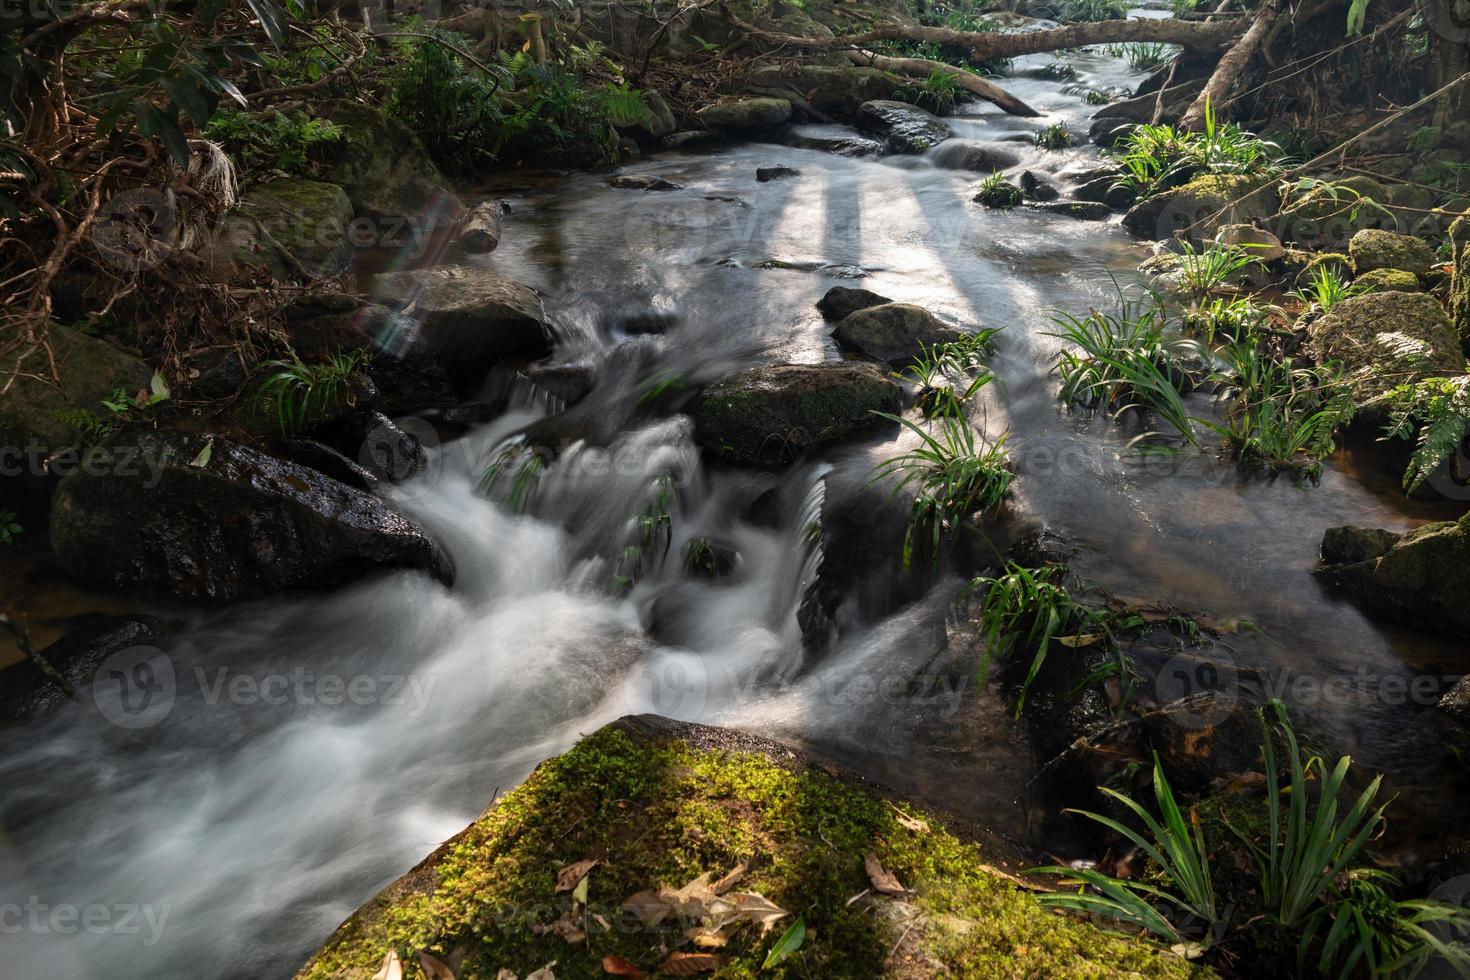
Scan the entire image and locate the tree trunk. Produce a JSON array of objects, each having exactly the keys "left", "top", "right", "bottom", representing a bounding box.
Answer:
[
  {"left": 845, "top": 50, "right": 1042, "bottom": 117},
  {"left": 1178, "top": 0, "right": 1277, "bottom": 129}
]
